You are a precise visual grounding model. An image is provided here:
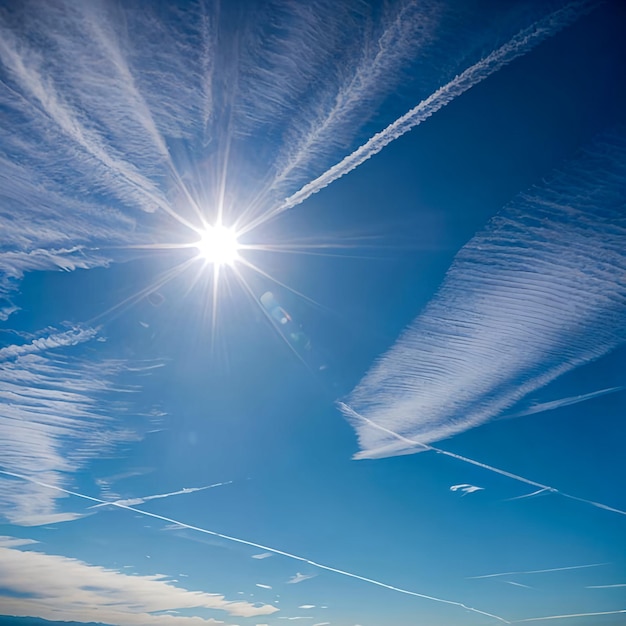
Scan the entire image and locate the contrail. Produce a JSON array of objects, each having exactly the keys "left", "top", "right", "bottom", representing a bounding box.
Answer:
[
  {"left": 0, "top": 468, "right": 509, "bottom": 624},
  {"left": 88, "top": 481, "right": 232, "bottom": 509},
  {"left": 0, "top": 327, "right": 97, "bottom": 361},
  {"left": 246, "top": 0, "right": 598, "bottom": 230},
  {"left": 469, "top": 563, "right": 608, "bottom": 580},
  {"left": 505, "top": 386, "right": 624, "bottom": 419},
  {"left": 513, "top": 609, "right": 626, "bottom": 622},
  {"left": 339, "top": 403, "right": 626, "bottom": 518}
]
